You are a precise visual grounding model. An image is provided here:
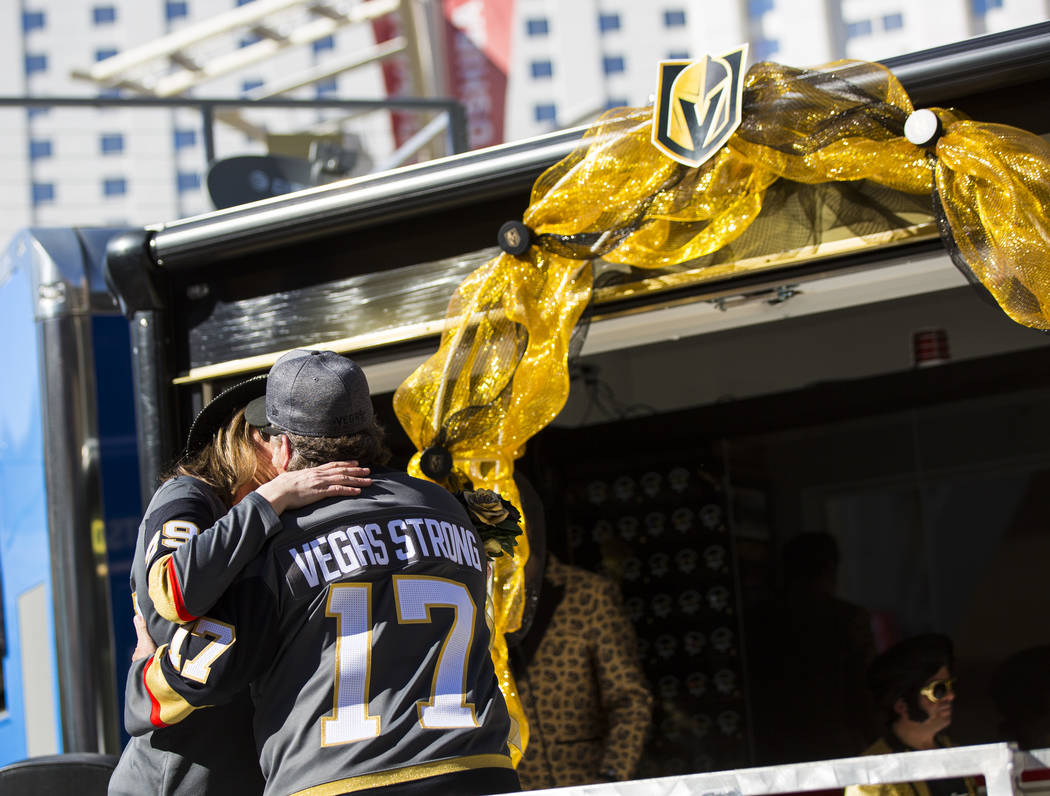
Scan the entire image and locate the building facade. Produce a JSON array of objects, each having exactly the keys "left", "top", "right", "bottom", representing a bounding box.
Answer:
[
  {"left": 504, "top": 0, "right": 1048, "bottom": 138},
  {"left": 1, "top": 0, "right": 1048, "bottom": 249},
  {"left": 1, "top": 0, "right": 397, "bottom": 248}
]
